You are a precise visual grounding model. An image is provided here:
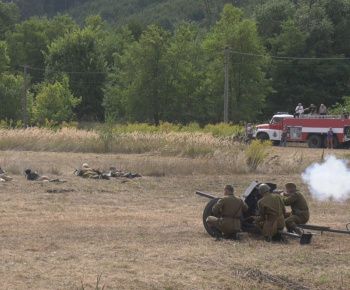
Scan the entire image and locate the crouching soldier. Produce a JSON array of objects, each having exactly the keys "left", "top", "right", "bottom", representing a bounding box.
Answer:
[
  {"left": 280, "top": 182, "right": 309, "bottom": 235},
  {"left": 254, "top": 183, "right": 286, "bottom": 242},
  {"left": 206, "top": 185, "right": 248, "bottom": 240}
]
